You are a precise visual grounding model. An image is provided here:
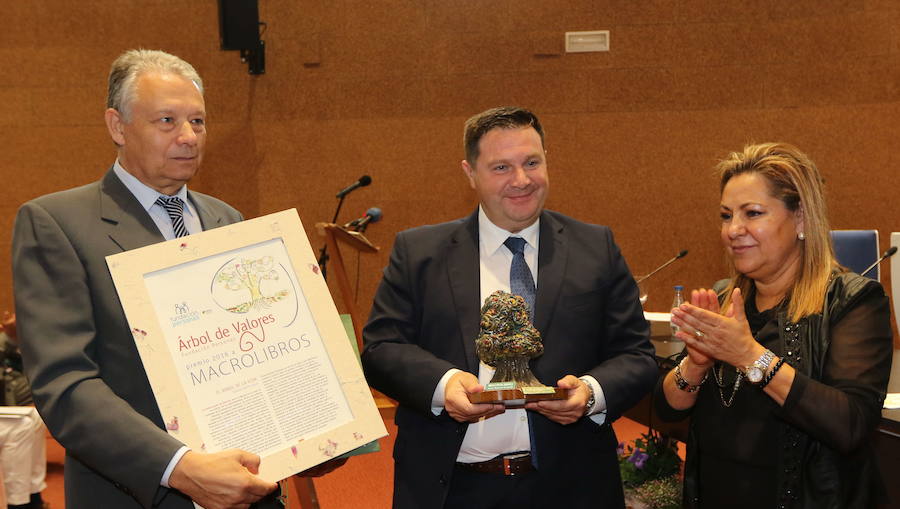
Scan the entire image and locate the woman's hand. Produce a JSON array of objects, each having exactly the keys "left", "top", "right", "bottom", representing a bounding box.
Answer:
[
  {"left": 671, "top": 288, "right": 765, "bottom": 369},
  {"left": 660, "top": 288, "right": 722, "bottom": 410},
  {"left": 679, "top": 289, "right": 718, "bottom": 369}
]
